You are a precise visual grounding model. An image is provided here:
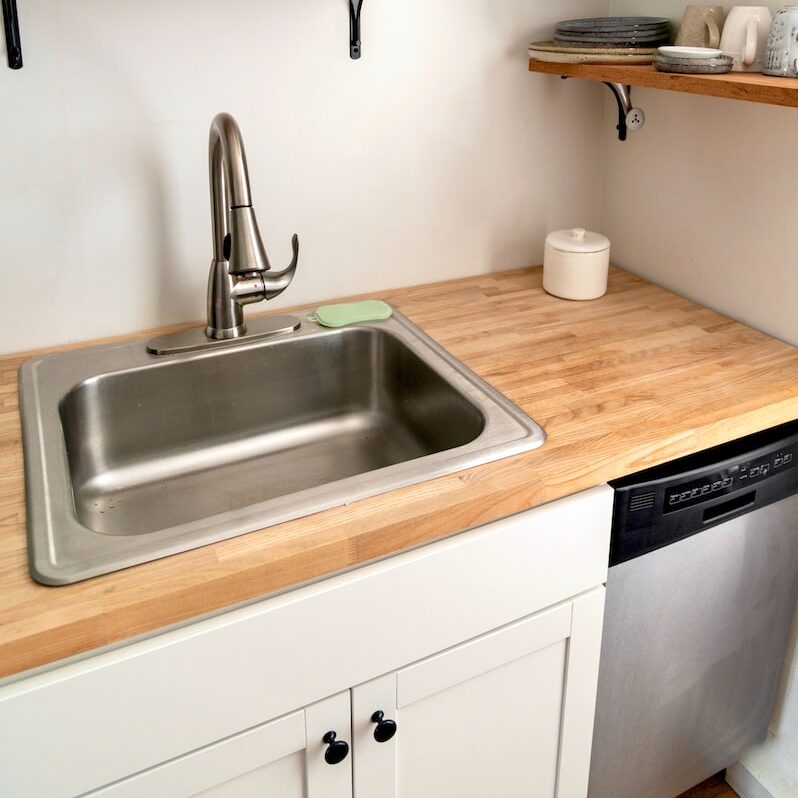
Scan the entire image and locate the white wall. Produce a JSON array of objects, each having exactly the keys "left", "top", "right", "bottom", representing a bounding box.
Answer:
[
  {"left": 734, "top": 602, "right": 798, "bottom": 798},
  {"left": 602, "top": 0, "right": 798, "bottom": 347},
  {"left": 604, "top": 3, "right": 798, "bottom": 796},
  {"left": 0, "top": 0, "right": 608, "bottom": 354}
]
